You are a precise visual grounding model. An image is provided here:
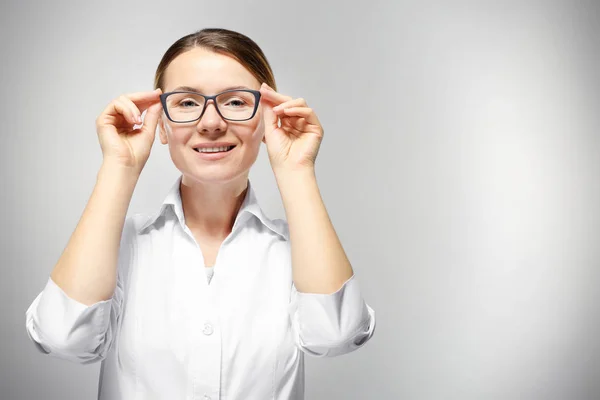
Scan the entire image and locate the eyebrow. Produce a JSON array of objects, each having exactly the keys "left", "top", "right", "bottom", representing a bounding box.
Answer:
[{"left": 171, "top": 85, "right": 251, "bottom": 93}]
